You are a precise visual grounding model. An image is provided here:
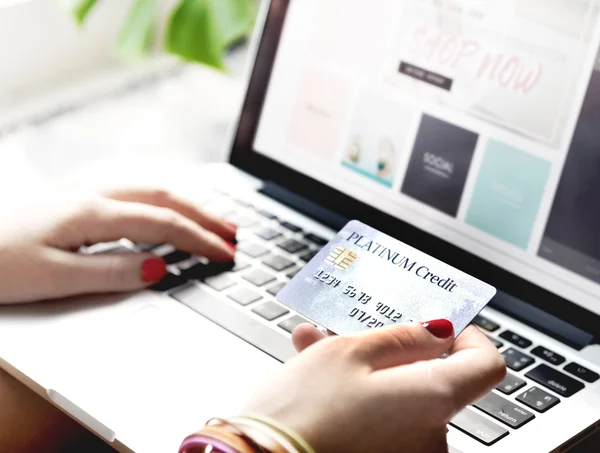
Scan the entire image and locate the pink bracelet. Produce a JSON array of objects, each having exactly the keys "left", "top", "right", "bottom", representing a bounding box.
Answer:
[{"left": 179, "top": 434, "right": 240, "bottom": 453}]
